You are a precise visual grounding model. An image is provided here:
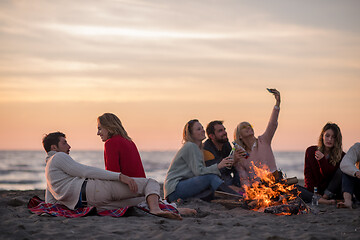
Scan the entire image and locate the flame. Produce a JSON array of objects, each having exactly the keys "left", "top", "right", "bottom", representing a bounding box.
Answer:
[{"left": 243, "top": 163, "right": 299, "bottom": 214}]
